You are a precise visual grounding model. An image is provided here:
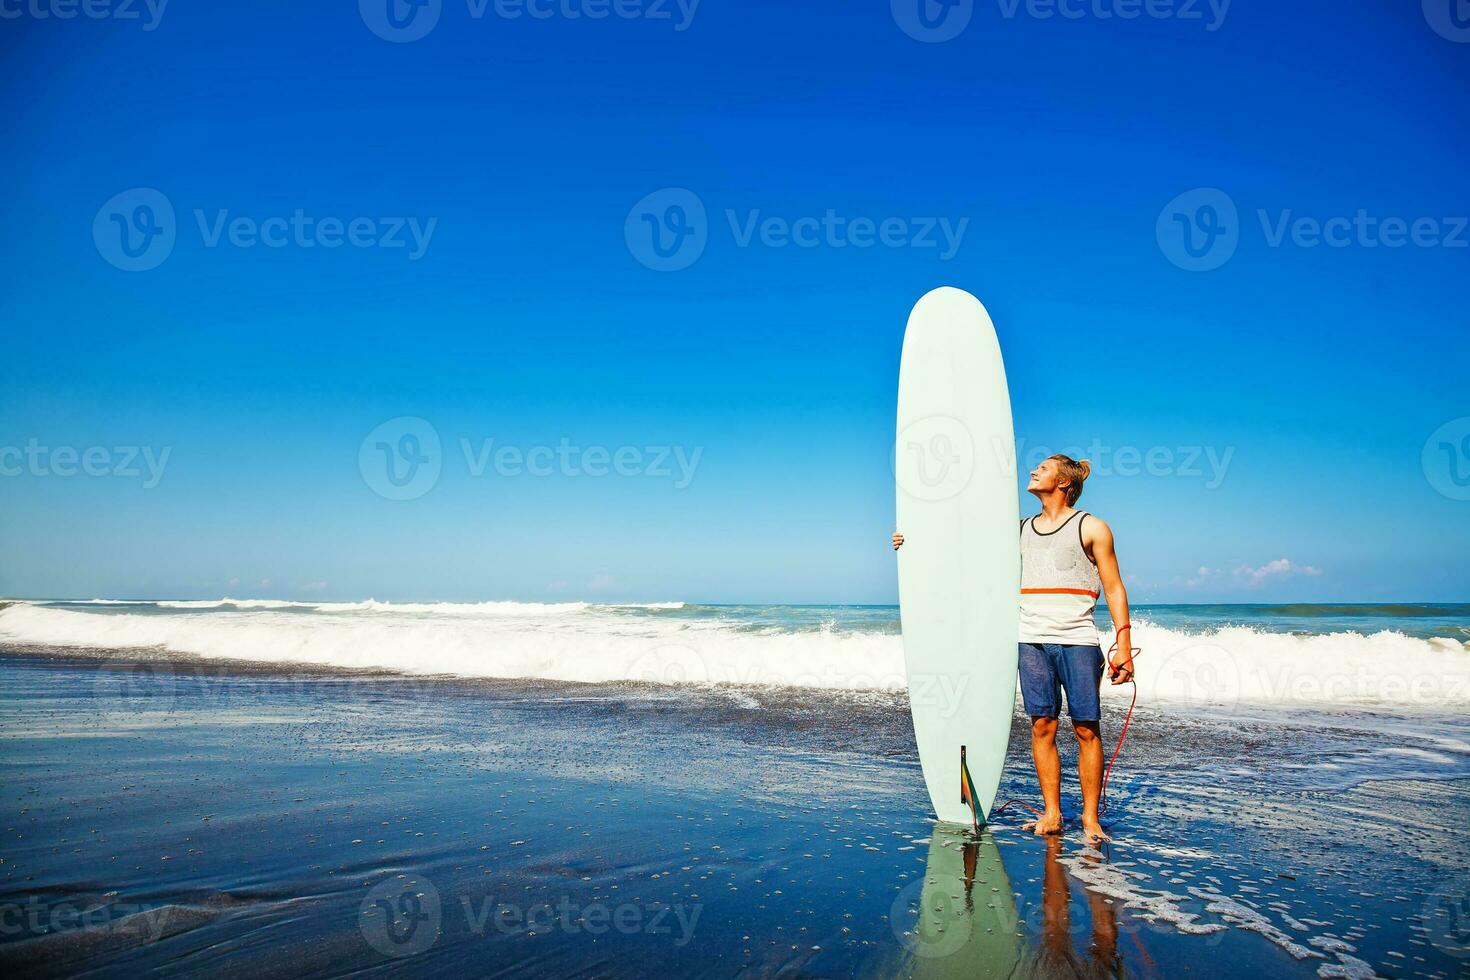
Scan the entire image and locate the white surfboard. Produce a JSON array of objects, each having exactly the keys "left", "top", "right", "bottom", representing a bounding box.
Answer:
[{"left": 895, "top": 286, "right": 1019, "bottom": 827}]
